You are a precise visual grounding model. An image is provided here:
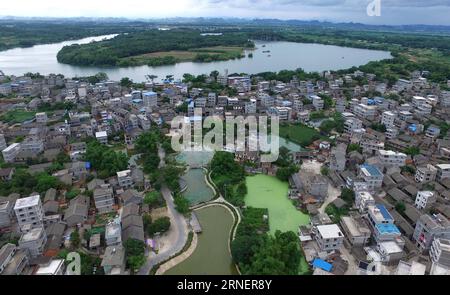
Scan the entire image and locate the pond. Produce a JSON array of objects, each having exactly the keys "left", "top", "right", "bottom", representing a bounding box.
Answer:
[
  {"left": 175, "top": 150, "right": 214, "bottom": 167},
  {"left": 244, "top": 174, "right": 310, "bottom": 274},
  {"left": 0, "top": 37, "right": 392, "bottom": 82},
  {"left": 164, "top": 205, "right": 238, "bottom": 275},
  {"left": 180, "top": 168, "right": 215, "bottom": 205}
]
